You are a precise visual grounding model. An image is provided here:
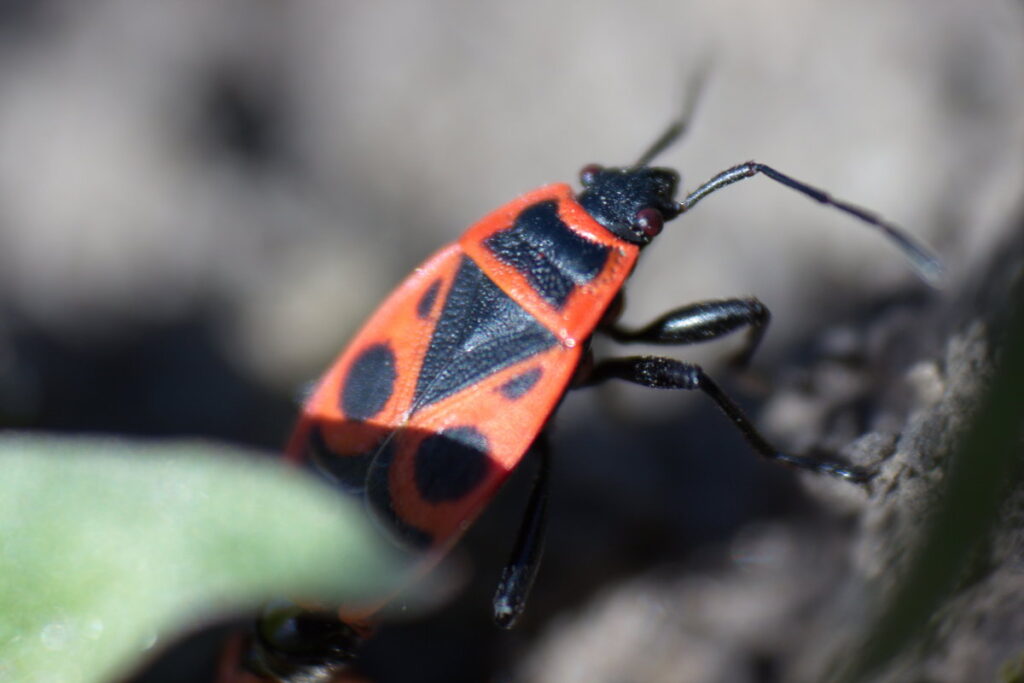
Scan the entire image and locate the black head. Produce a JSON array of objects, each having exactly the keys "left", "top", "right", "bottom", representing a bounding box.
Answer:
[
  {"left": 577, "top": 164, "right": 682, "bottom": 245},
  {"left": 576, "top": 68, "right": 710, "bottom": 245}
]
